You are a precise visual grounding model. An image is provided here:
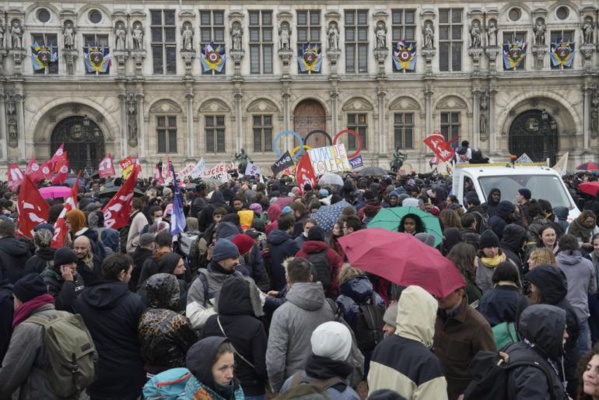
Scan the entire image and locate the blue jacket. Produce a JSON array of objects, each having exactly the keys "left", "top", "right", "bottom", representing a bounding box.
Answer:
[
  {"left": 267, "top": 229, "right": 300, "bottom": 291},
  {"left": 336, "top": 276, "right": 385, "bottom": 332}
]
